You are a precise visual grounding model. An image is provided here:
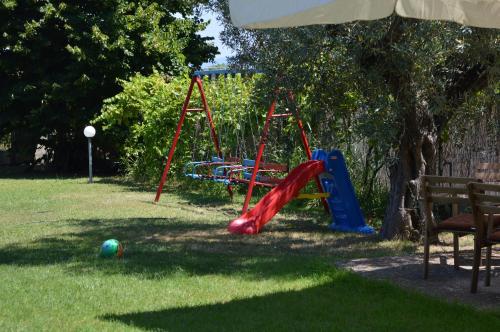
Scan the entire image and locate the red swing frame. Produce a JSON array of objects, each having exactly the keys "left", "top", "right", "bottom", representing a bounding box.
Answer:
[
  {"left": 154, "top": 74, "right": 222, "bottom": 203},
  {"left": 154, "top": 72, "right": 328, "bottom": 214},
  {"left": 240, "top": 89, "right": 328, "bottom": 213}
]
